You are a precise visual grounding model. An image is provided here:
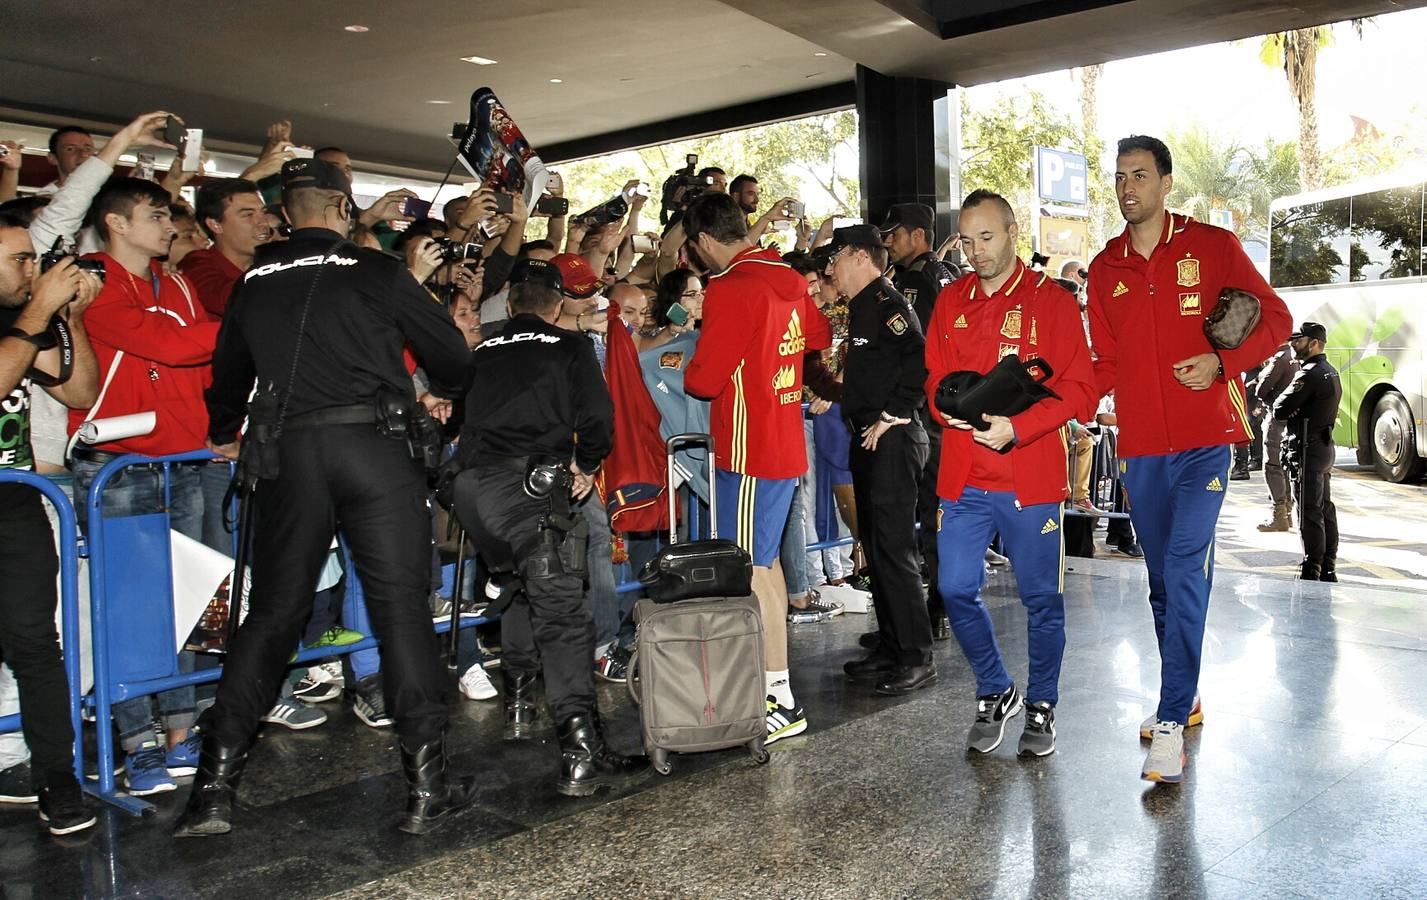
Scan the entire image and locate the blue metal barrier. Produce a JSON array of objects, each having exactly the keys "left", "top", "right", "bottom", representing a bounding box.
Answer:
[
  {"left": 83, "top": 450, "right": 492, "bottom": 816},
  {"left": 0, "top": 470, "right": 85, "bottom": 782}
]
